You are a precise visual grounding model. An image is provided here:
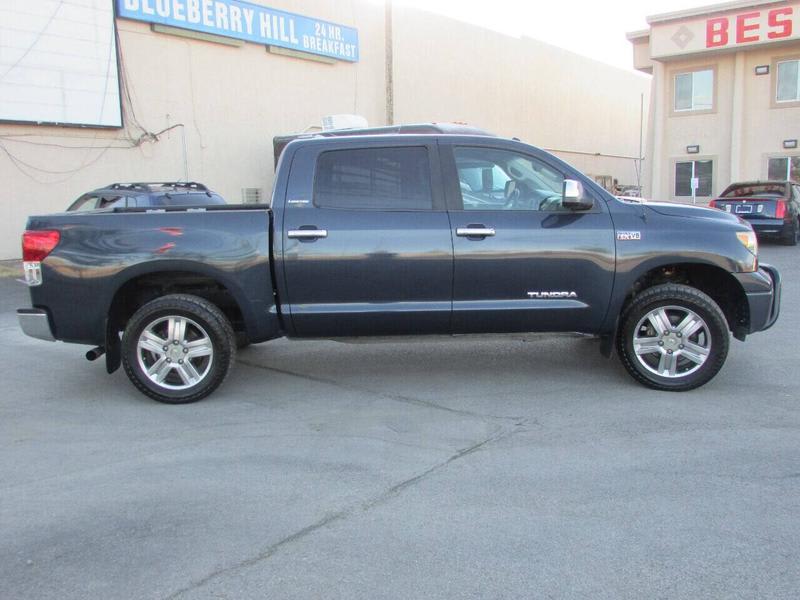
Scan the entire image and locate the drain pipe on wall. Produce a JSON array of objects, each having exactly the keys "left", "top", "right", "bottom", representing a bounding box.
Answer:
[{"left": 385, "top": 0, "right": 394, "bottom": 126}]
